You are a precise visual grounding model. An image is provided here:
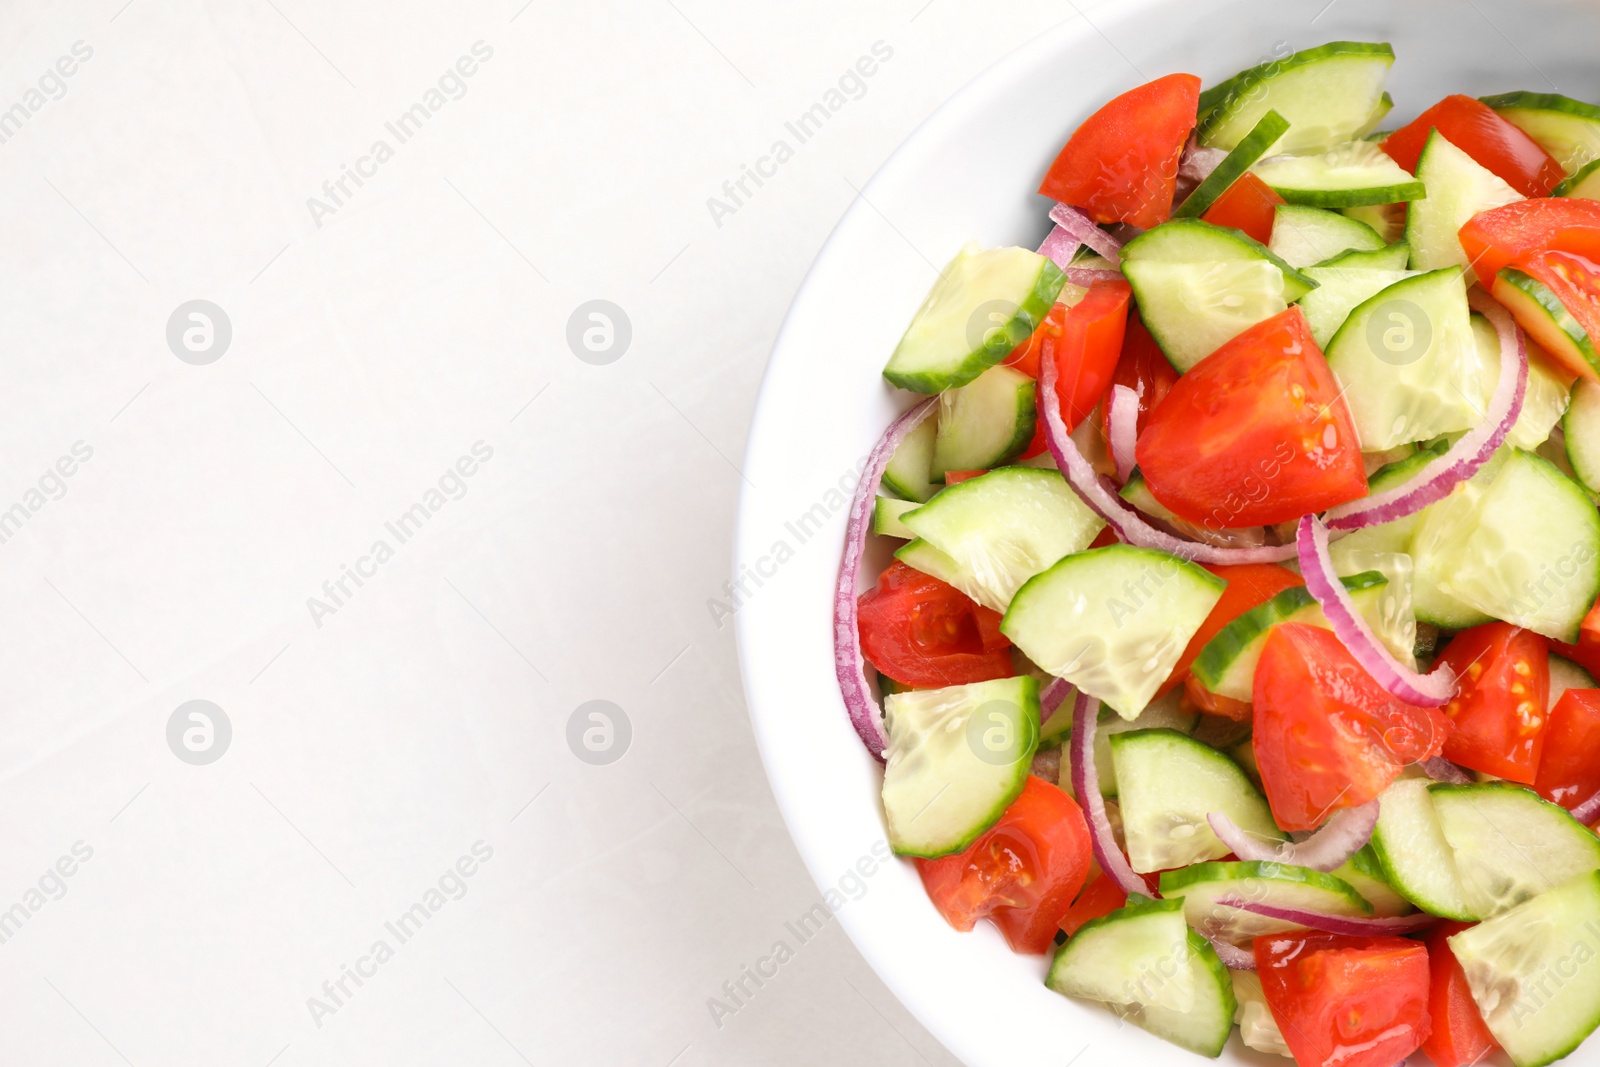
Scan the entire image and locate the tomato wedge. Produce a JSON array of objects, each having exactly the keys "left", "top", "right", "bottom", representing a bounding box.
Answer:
[
  {"left": 1459, "top": 197, "right": 1600, "bottom": 288},
  {"left": 1155, "top": 563, "right": 1303, "bottom": 698},
  {"left": 1058, "top": 872, "right": 1128, "bottom": 938},
  {"left": 1038, "top": 73, "right": 1201, "bottom": 230},
  {"left": 857, "top": 561, "right": 1013, "bottom": 688},
  {"left": 1434, "top": 622, "right": 1550, "bottom": 783},
  {"left": 1200, "top": 171, "right": 1285, "bottom": 246},
  {"left": 1381, "top": 94, "right": 1564, "bottom": 197},
  {"left": 1001, "top": 300, "right": 1069, "bottom": 380},
  {"left": 1255, "top": 931, "right": 1433, "bottom": 1067},
  {"left": 1253, "top": 623, "right": 1449, "bottom": 831},
  {"left": 1421, "top": 921, "right": 1499, "bottom": 1067},
  {"left": 1135, "top": 307, "right": 1368, "bottom": 528},
  {"left": 1534, "top": 688, "right": 1600, "bottom": 812},
  {"left": 1042, "top": 278, "right": 1132, "bottom": 433},
  {"left": 916, "top": 776, "right": 1093, "bottom": 954},
  {"left": 1183, "top": 674, "right": 1253, "bottom": 721},
  {"left": 1099, "top": 310, "right": 1179, "bottom": 444}
]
